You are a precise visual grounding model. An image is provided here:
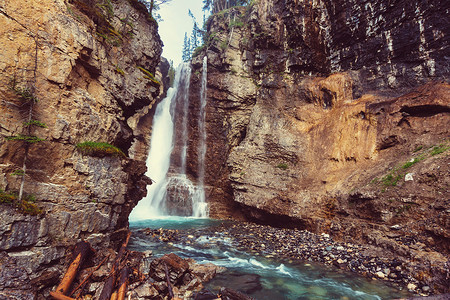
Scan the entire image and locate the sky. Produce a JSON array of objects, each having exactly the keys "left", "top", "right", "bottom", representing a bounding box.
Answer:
[{"left": 157, "top": 0, "right": 207, "bottom": 66}]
